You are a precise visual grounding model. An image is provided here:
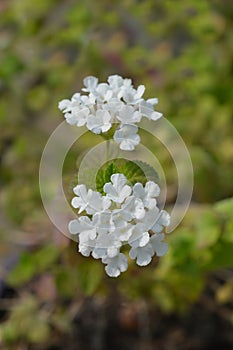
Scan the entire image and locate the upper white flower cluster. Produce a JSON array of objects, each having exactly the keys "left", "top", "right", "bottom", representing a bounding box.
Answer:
[
  {"left": 69, "top": 173, "right": 170, "bottom": 277},
  {"left": 58, "top": 75, "right": 162, "bottom": 151}
]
